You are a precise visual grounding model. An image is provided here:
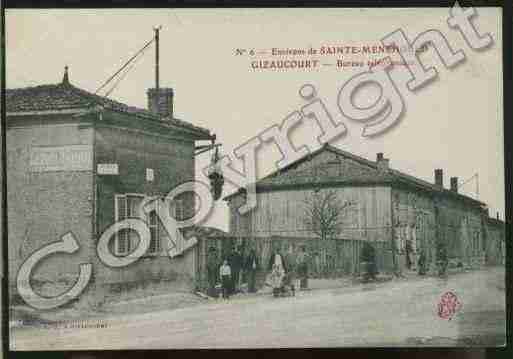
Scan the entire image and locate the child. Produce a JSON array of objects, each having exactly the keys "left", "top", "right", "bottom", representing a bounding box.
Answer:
[{"left": 219, "top": 259, "right": 232, "bottom": 299}]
